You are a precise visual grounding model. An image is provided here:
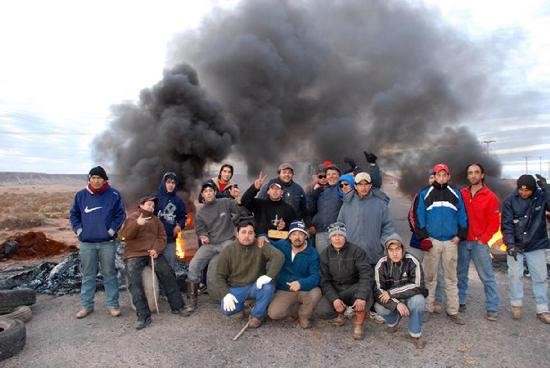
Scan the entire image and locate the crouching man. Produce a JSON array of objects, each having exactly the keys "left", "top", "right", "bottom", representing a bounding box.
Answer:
[
  {"left": 315, "top": 222, "right": 374, "bottom": 340},
  {"left": 268, "top": 221, "right": 322, "bottom": 329},
  {"left": 216, "top": 220, "right": 284, "bottom": 328},
  {"left": 120, "top": 195, "right": 188, "bottom": 330},
  {"left": 374, "top": 234, "right": 428, "bottom": 349}
]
